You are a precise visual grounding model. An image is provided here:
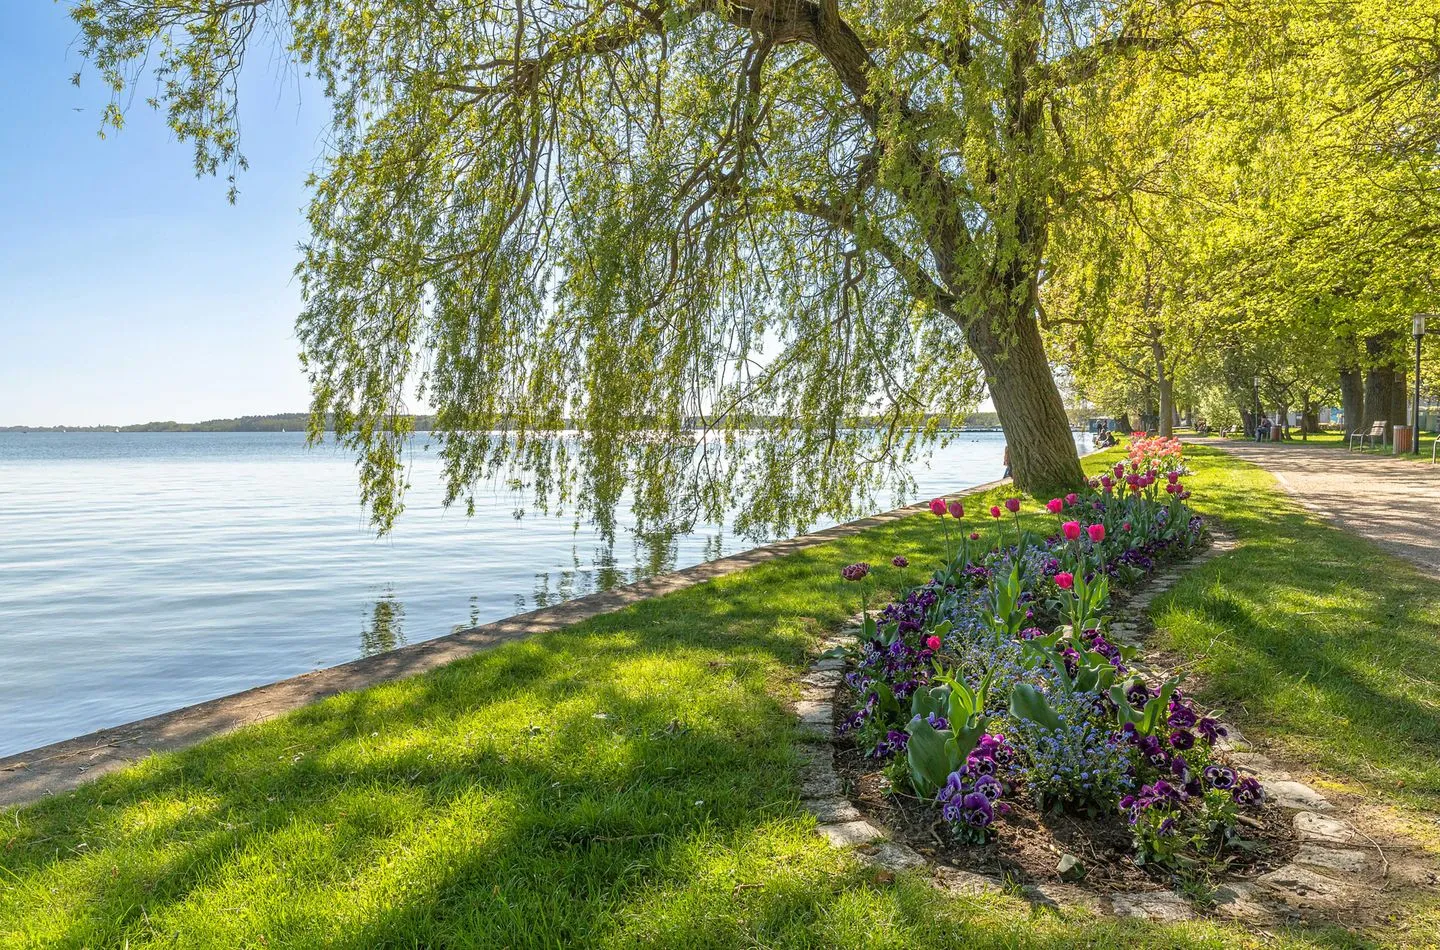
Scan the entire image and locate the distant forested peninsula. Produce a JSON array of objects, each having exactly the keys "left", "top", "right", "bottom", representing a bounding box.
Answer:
[
  {"left": 2, "top": 411, "right": 1012, "bottom": 433},
  {"left": 0, "top": 413, "right": 434, "bottom": 433}
]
